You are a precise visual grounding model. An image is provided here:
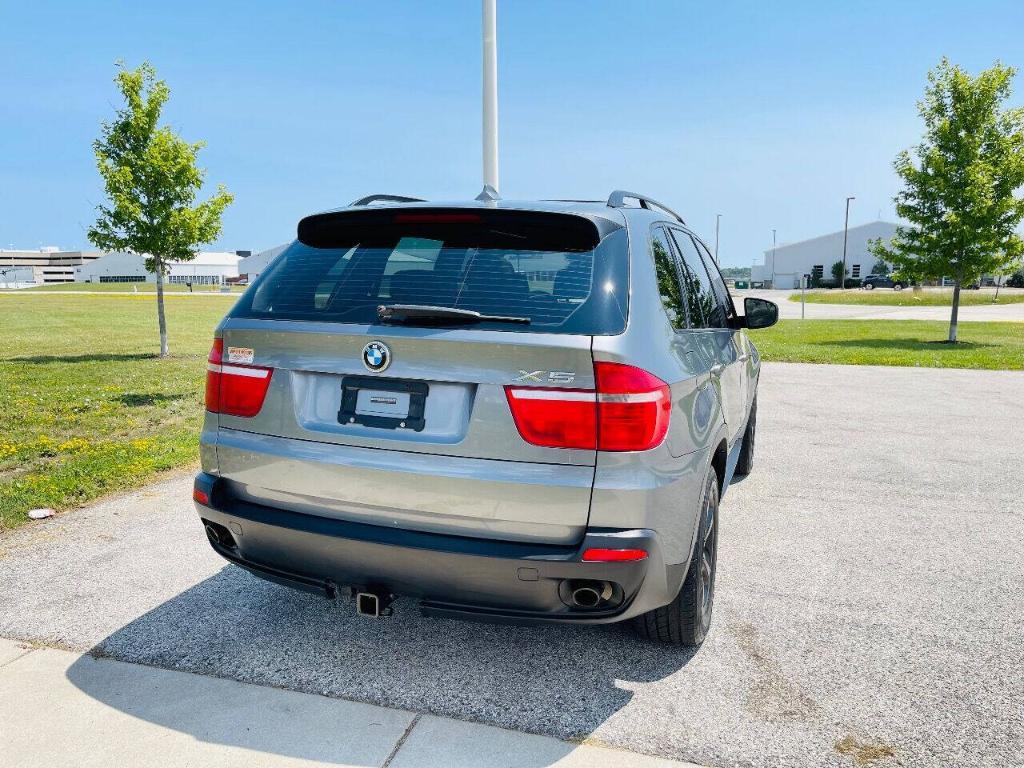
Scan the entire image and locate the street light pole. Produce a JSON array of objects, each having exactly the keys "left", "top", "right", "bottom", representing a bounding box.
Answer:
[
  {"left": 714, "top": 214, "right": 721, "bottom": 264},
  {"left": 478, "top": 0, "right": 499, "bottom": 200},
  {"left": 841, "top": 196, "right": 855, "bottom": 290},
  {"left": 770, "top": 228, "right": 777, "bottom": 287}
]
